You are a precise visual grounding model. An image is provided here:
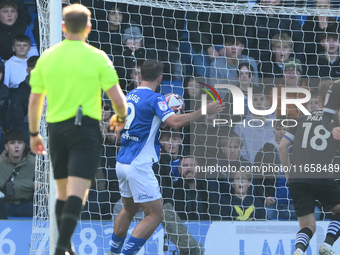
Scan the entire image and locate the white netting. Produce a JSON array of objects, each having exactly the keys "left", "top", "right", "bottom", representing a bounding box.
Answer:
[{"left": 30, "top": 0, "right": 340, "bottom": 254}]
